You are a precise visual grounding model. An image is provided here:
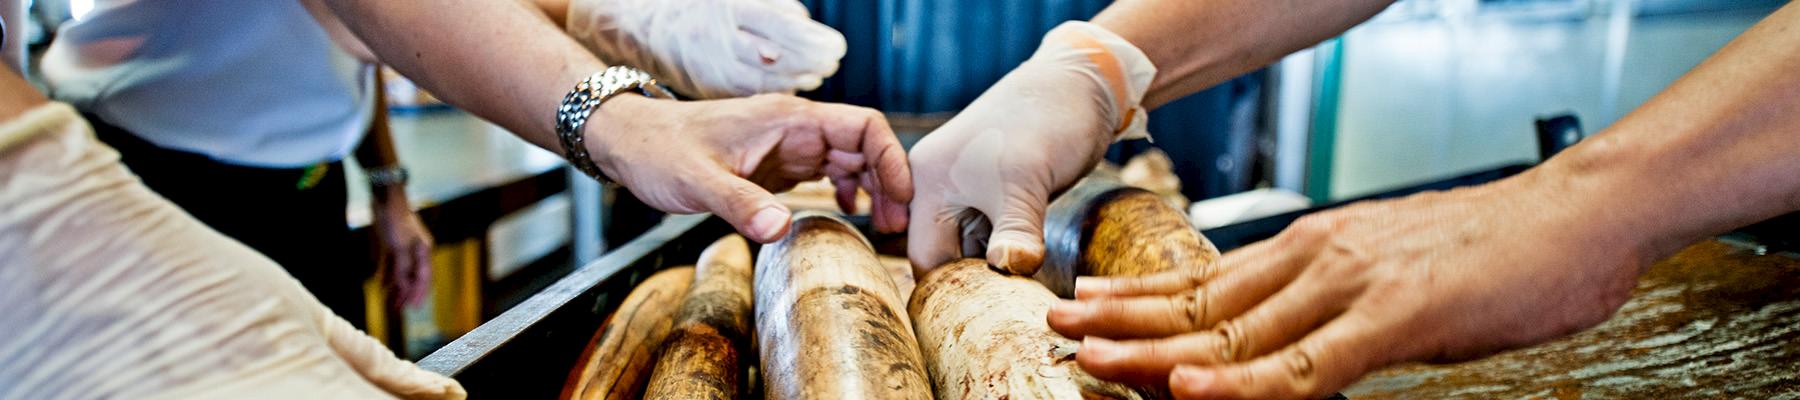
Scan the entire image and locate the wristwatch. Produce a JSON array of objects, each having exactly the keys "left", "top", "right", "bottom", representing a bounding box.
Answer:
[
  {"left": 366, "top": 165, "right": 409, "bottom": 187},
  {"left": 555, "top": 66, "right": 674, "bottom": 182}
]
